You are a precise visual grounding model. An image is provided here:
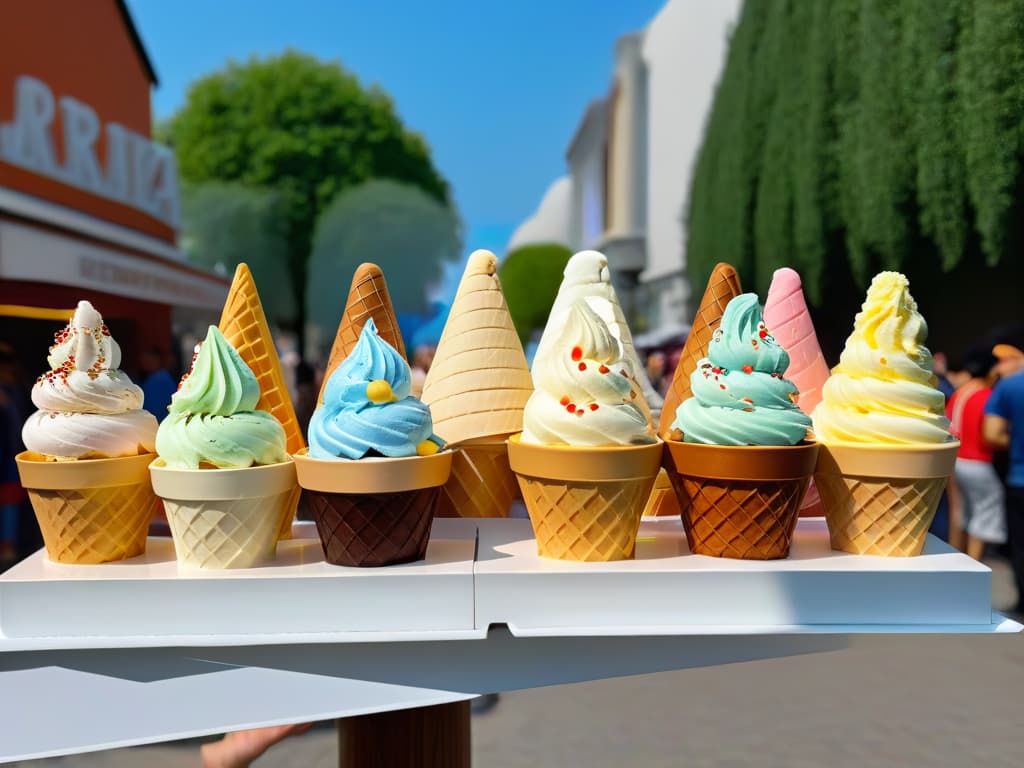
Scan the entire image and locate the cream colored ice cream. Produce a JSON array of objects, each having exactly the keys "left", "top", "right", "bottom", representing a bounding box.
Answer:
[
  {"left": 813, "top": 272, "right": 951, "bottom": 445},
  {"left": 22, "top": 301, "right": 157, "bottom": 459},
  {"left": 522, "top": 300, "right": 654, "bottom": 446}
]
